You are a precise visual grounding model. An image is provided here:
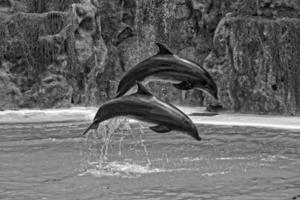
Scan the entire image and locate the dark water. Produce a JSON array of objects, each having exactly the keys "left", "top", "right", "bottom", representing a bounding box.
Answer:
[{"left": 0, "top": 119, "right": 299, "bottom": 200}]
